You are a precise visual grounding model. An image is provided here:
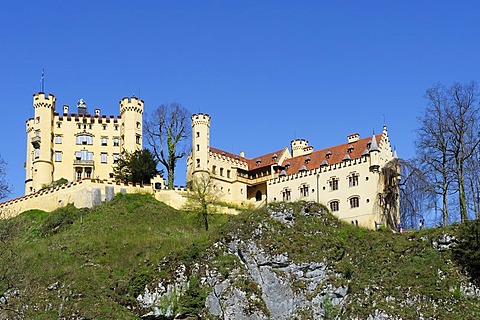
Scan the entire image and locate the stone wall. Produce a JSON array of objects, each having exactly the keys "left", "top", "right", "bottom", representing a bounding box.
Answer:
[{"left": 0, "top": 180, "right": 188, "bottom": 218}]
